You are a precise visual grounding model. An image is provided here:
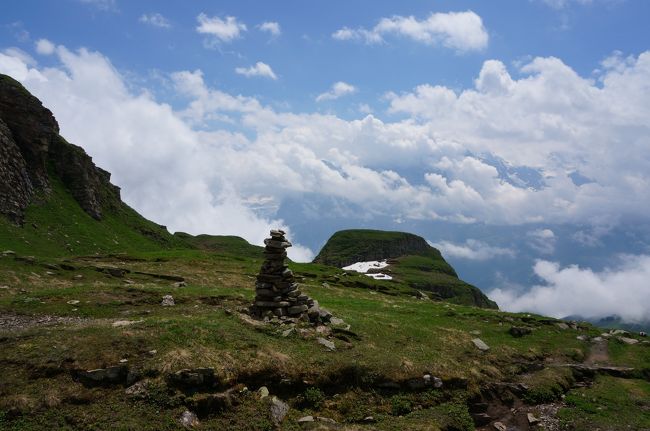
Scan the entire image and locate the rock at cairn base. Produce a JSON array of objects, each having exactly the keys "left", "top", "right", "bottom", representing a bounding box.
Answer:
[{"left": 250, "top": 230, "right": 315, "bottom": 319}]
